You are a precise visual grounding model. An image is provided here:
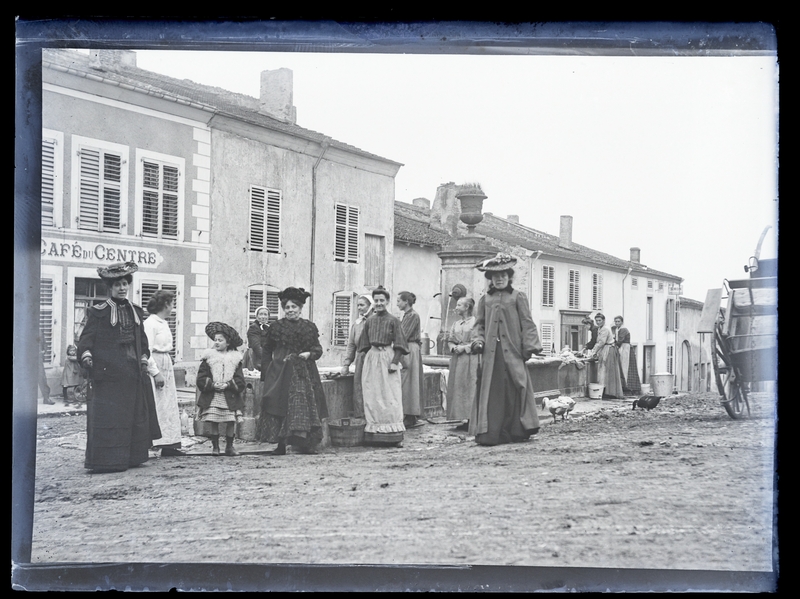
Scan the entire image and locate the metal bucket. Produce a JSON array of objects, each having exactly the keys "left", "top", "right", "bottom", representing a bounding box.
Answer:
[
  {"left": 640, "top": 383, "right": 651, "bottom": 395},
  {"left": 649, "top": 373, "right": 675, "bottom": 397},
  {"left": 588, "top": 383, "right": 604, "bottom": 399}
]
